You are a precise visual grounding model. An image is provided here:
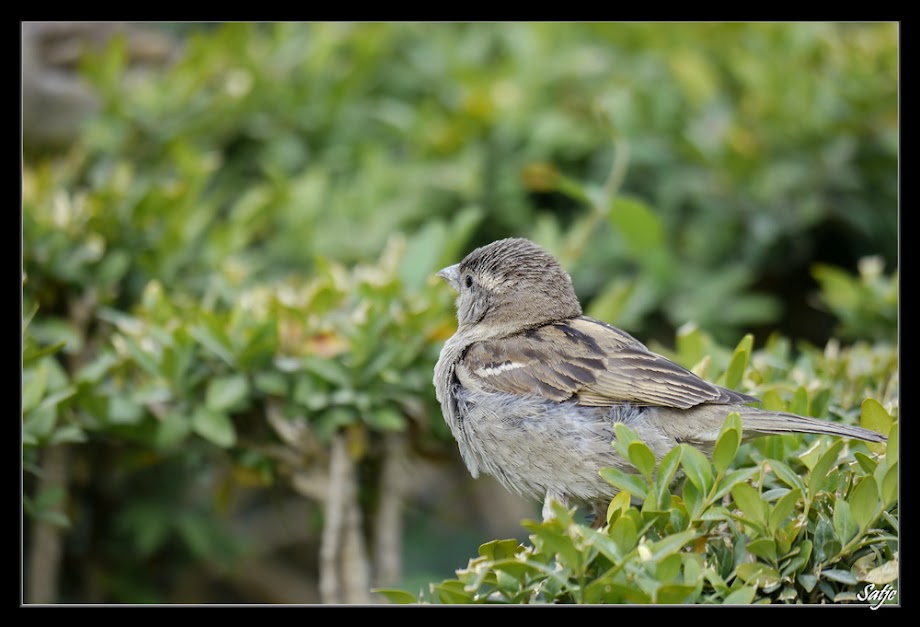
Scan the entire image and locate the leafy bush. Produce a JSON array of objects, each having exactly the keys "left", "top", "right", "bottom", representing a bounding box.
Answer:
[
  {"left": 381, "top": 331, "right": 898, "bottom": 604},
  {"left": 22, "top": 22, "right": 897, "bottom": 603}
]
